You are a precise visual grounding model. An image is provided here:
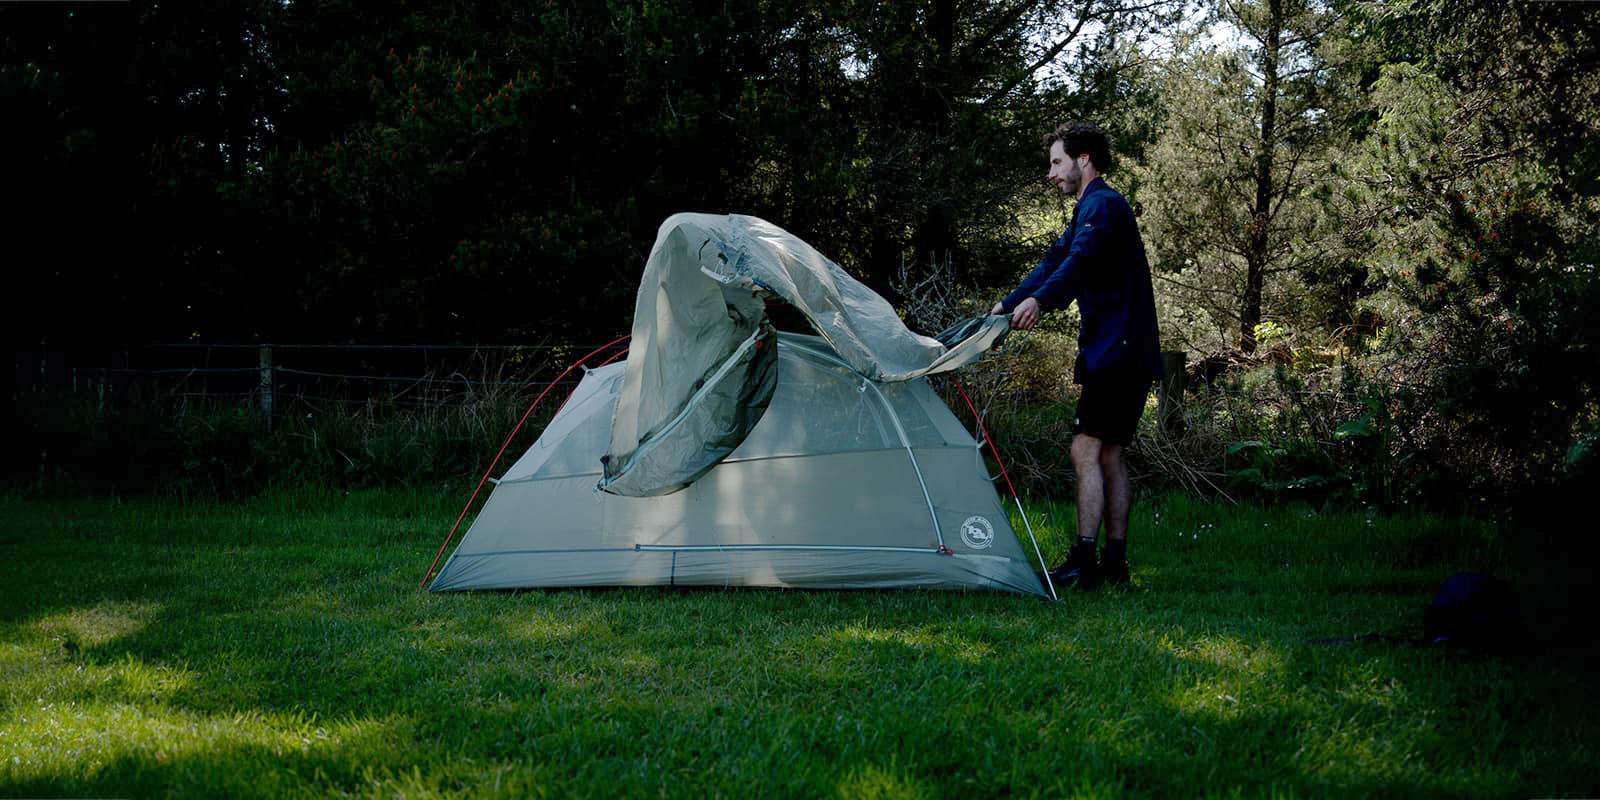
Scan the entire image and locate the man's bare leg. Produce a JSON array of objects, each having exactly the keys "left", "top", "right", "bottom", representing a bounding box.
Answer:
[
  {"left": 1099, "top": 442, "right": 1133, "bottom": 585},
  {"left": 1100, "top": 443, "right": 1130, "bottom": 541},
  {"left": 1071, "top": 433, "right": 1106, "bottom": 541},
  {"left": 1049, "top": 433, "right": 1110, "bottom": 587}
]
